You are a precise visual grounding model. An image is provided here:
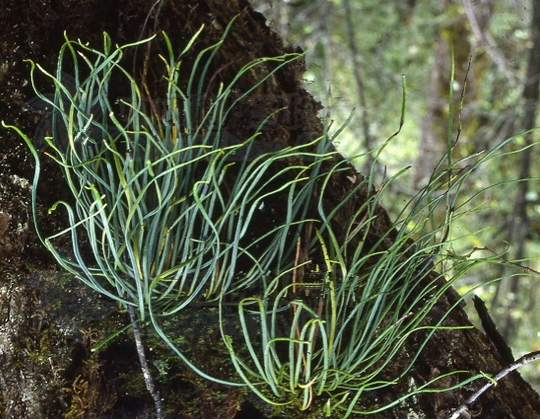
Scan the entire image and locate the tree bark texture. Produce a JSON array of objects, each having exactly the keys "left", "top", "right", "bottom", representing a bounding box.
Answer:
[{"left": 1, "top": 1, "right": 540, "bottom": 418}]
